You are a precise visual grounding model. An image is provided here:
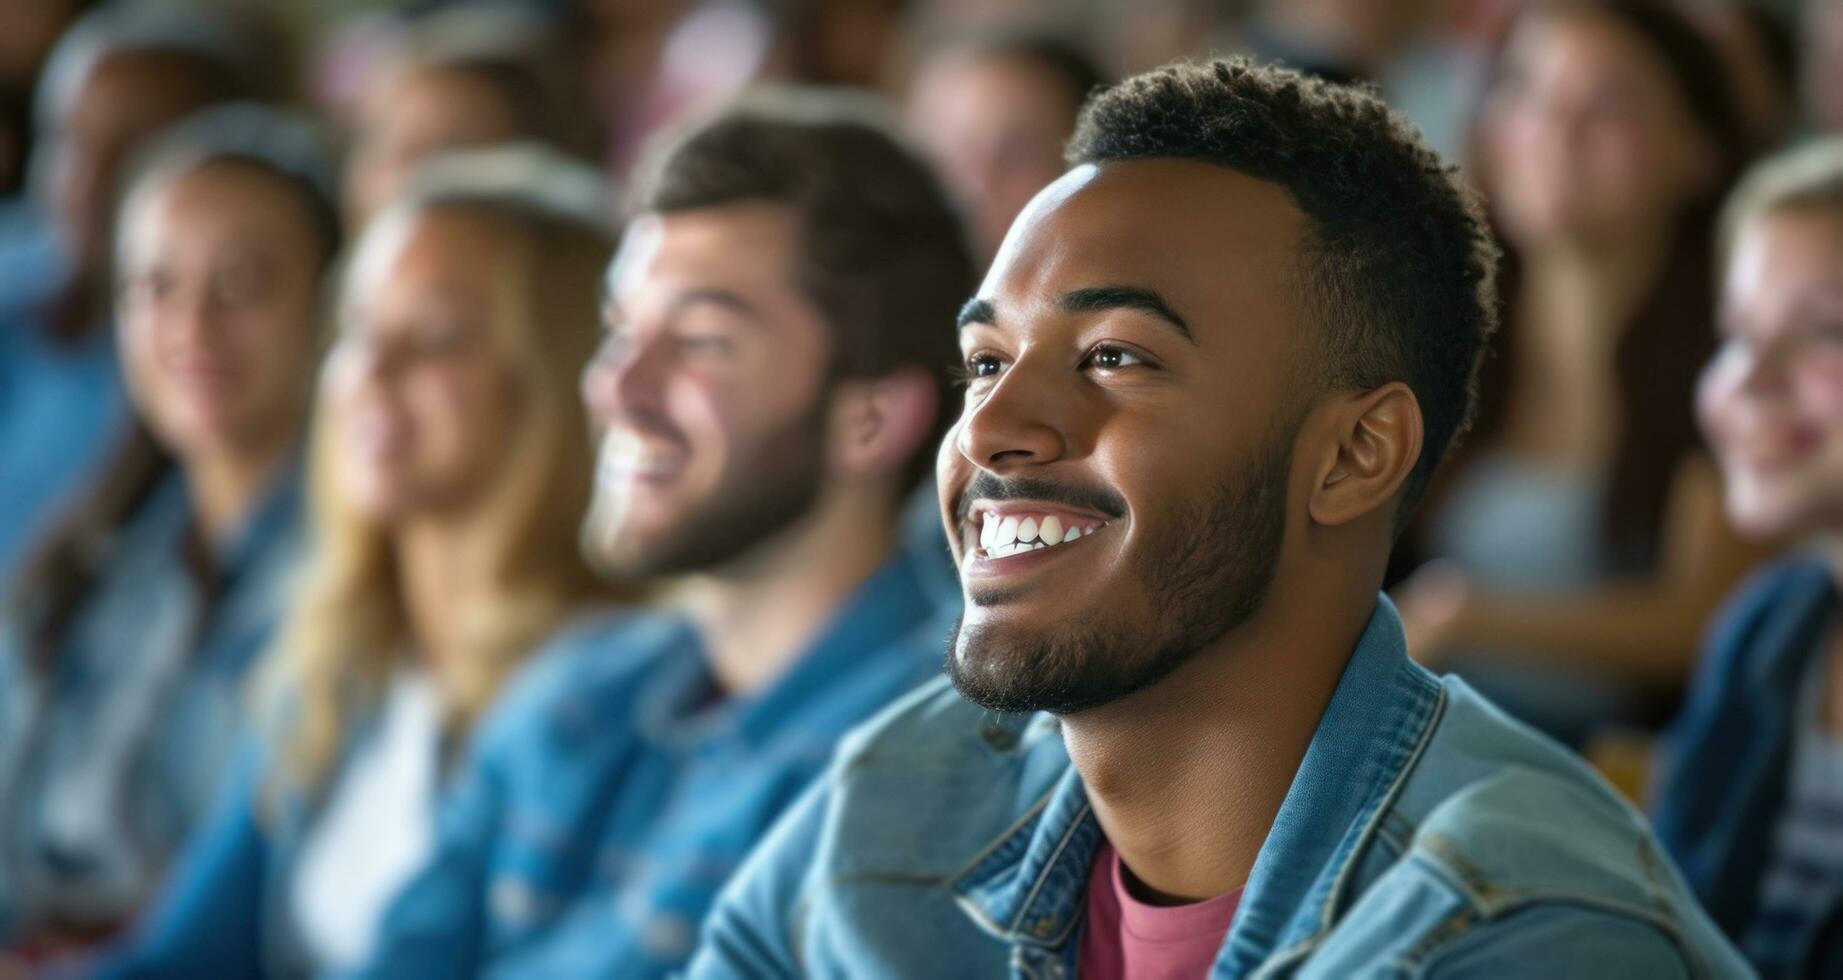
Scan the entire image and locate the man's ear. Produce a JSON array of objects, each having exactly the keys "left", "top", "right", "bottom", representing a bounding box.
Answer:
[
  {"left": 828, "top": 366, "right": 940, "bottom": 480},
  {"left": 1306, "top": 382, "right": 1423, "bottom": 528}
]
